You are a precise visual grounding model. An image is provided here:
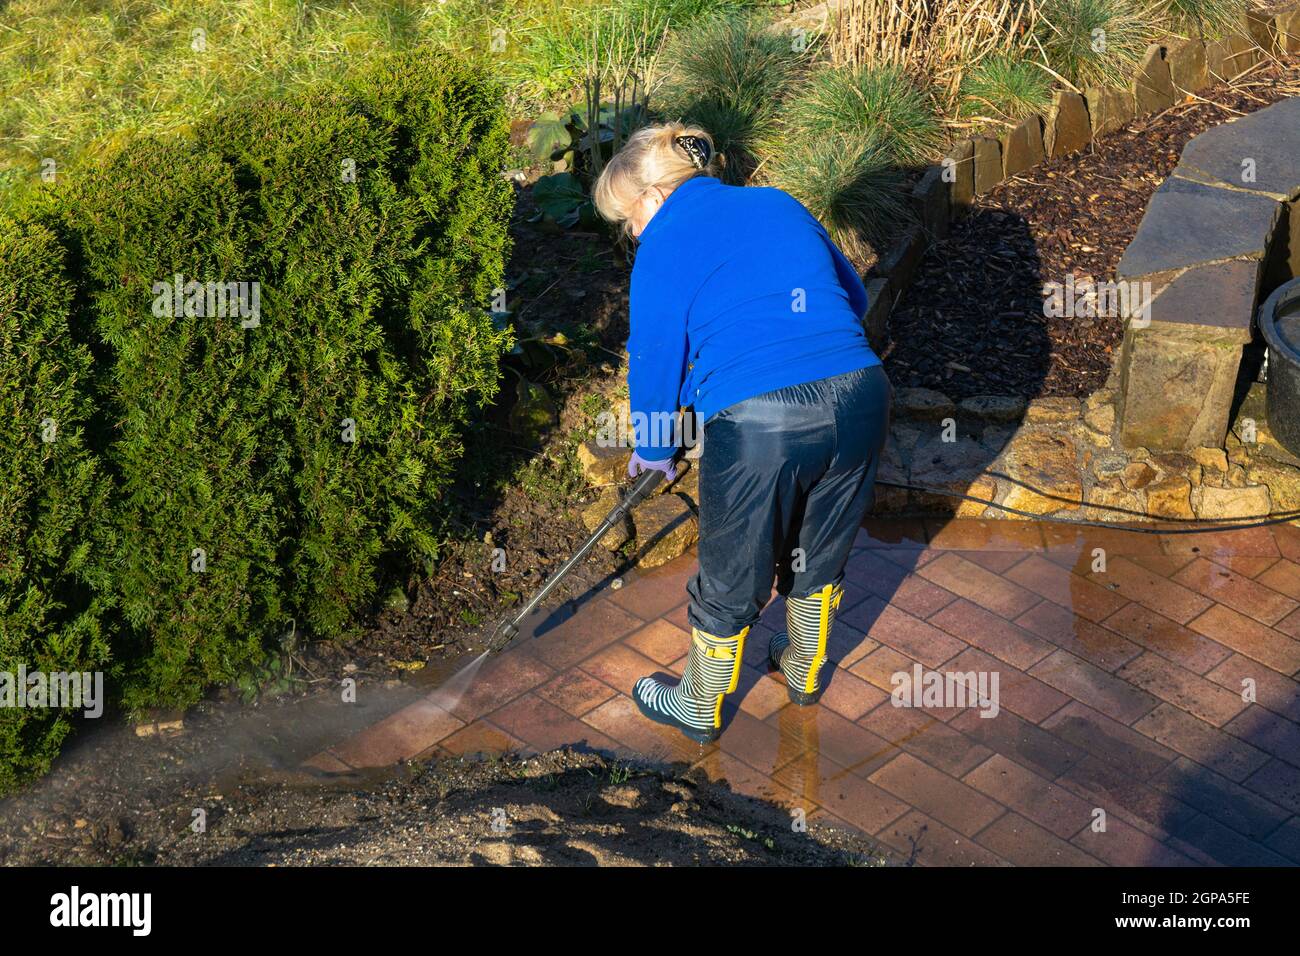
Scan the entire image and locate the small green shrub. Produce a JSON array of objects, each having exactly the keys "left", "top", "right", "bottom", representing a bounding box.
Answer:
[
  {"left": 655, "top": 13, "right": 806, "bottom": 183},
  {"left": 780, "top": 64, "right": 945, "bottom": 169},
  {"left": 765, "top": 131, "right": 911, "bottom": 266},
  {"left": 1035, "top": 0, "right": 1149, "bottom": 90},
  {"left": 1153, "top": 0, "right": 1248, "bottom": 38},
  {"left": 60, "top": 137, "right": 284, "bottom": 711},
  {"left": 0, "top": 216, "right": 113, "bottom": 791},
  {"left": 0, "top": 51, "right": 515, "bottom": 788},
  {"left": 959, "top": 55, "right": 1054, "bottom": 124}
]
